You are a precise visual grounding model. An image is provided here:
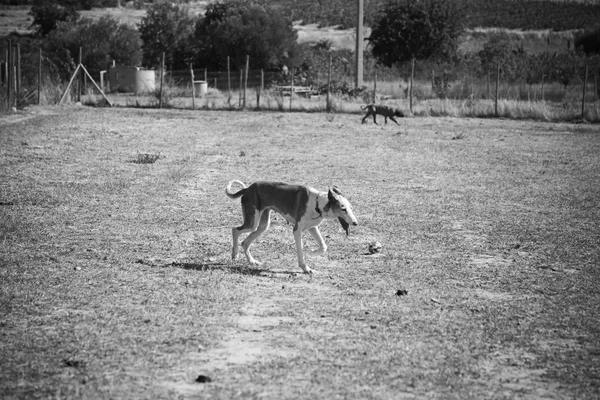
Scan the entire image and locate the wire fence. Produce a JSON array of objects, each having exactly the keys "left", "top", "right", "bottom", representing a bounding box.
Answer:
[{"left": 2, "top": 47, "right": 600, "bottom": 121}]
